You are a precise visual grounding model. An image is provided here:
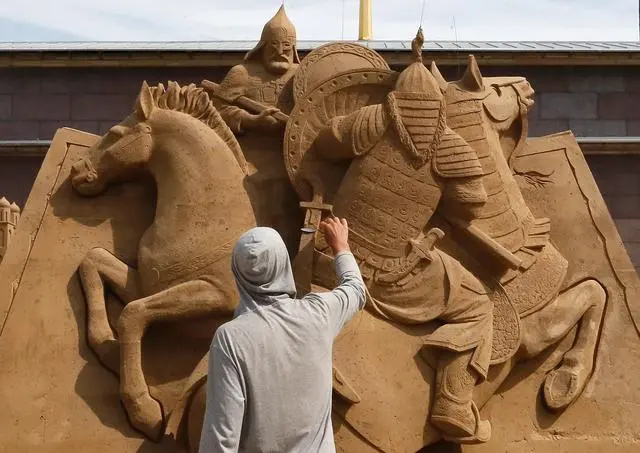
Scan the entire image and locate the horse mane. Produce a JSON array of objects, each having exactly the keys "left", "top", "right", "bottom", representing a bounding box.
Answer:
[{"left": 148, "top": 81, "right": 248, "bottom": 172}]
